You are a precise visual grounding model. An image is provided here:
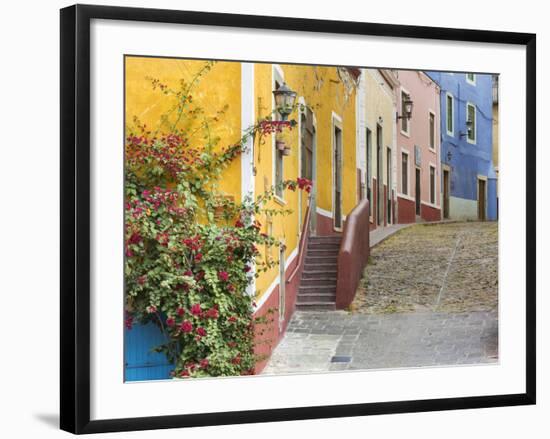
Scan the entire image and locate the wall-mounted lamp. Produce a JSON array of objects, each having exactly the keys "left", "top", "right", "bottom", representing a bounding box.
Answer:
[
  {"left": 459, "top": 119, "right": 474, "bottom": 138},
  {"left": 273, "top": 82, "right": 297, "bottom": 121},
  {"left": 397, "top": 93, "right": 414, "bottom": 120}
]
